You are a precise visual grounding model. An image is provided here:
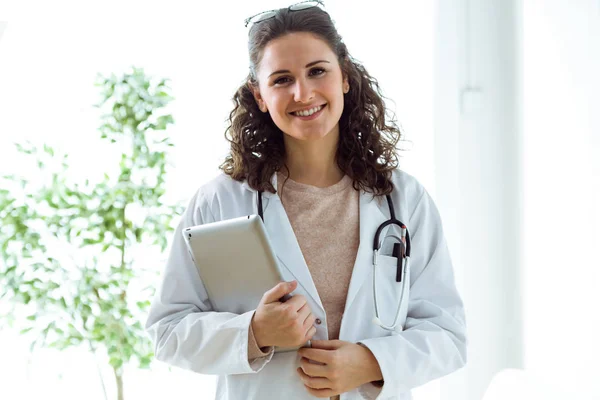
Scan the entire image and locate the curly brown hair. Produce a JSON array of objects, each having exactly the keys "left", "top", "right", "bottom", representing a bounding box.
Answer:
[{"left": 219, "top": 5, "right": 404, "bottom": 196}]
